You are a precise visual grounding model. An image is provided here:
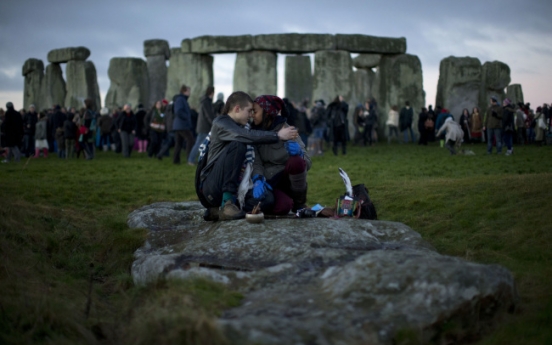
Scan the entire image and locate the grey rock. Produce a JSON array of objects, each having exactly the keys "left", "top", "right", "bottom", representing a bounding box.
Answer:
[
  {"left": 435, "top": 56, "right": 482, "bottom": 121},
  {"left": 22, "top": 58, "right": 44, "bottom": 110},
  {"left": 64, "top": 60, "right": 101, "bottom": 111},
  {"left": 353, "top": 54, "right": 382, "bottom": 69},
  {"left": 128, "top": 202, "right": 517, "bottom": 345},
  {"left": 312, "top": 50, "right": 353, "bottom": 105},
  {"left": 190, "top": 35, "right": 253, "bottom": 54},
  {"left": 284, "top": 55, "right": 312, "bottom": 103},
  {"left": 506, "top": 84, "right": 524, "bottom": 105},
  {"left": 180, "top": 39, "right": 191, "bottom": 53},
  {"left": 336, "top": 34, "right": 407, "bottom": 54},
  {"left": 233, "top": 51, "right": 277, "bottom": 100},
  {"left": 165, "top": 51, "right": 213, "bottom": 110},
  {"left": 253, "top": 34, "right": 335, "bottom": 53},
  {"left": 373, "top": 54, "right": 425, "bottom": 139},
  {"left": 105, "top": 58, "right": 149, "bottom": 110},
  {"left": 47, "top": 46, "right": 90, "bottom": 63},
  {"left": 146, "top": 55, "right": 168, "bottom": 108},
  {"left": 479, "top": 61, "right": 511, "bottom": 110},
  {"left": 40, "top": 64, "right": 66, "bottom": 109},
  {"left": 22, "top": 58, "right": 44, "bottom": 76},
  {"left": 144, "top": 39, "right": 170, "bottom": 59}
]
